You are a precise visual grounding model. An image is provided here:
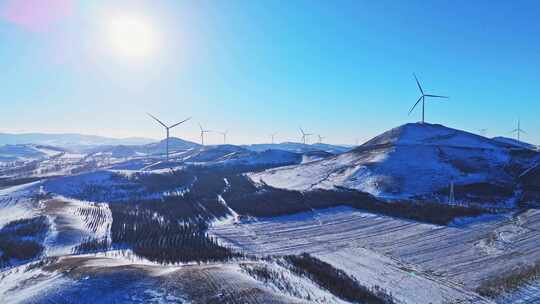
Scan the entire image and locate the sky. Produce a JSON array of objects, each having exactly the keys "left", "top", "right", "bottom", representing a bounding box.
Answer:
[{"left": 0, "top": 0, "right": 539, "bottom": 145}]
